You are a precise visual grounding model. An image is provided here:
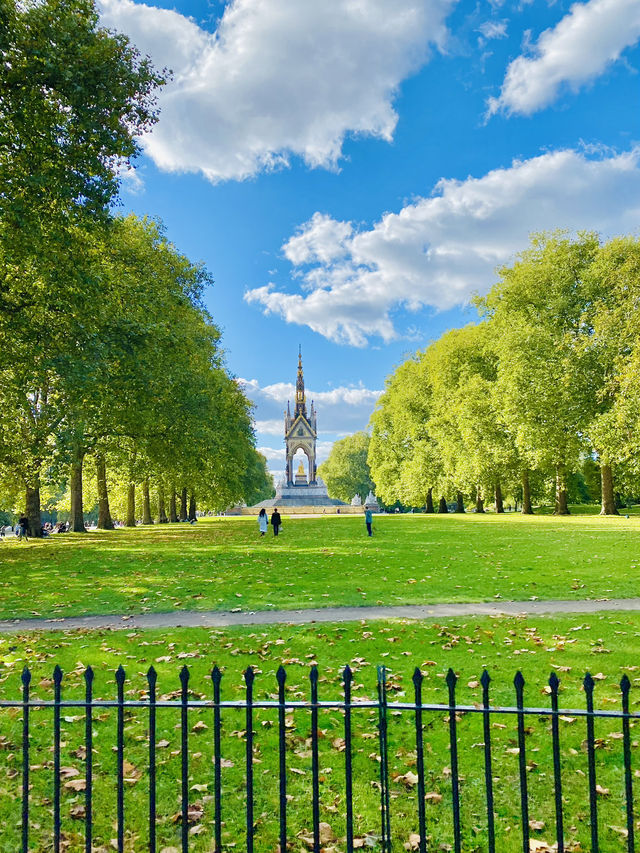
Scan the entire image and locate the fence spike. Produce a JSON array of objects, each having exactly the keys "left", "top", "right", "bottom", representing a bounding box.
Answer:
[
  {"left": 412, "top": 666, "right": 423, "bottom": 688},
  {"left": 84, "top": 665, "right": 94, "bottom": 685},
  {"left": 342, "top": 664, "right": 352, "bottom": 685},
  {"left": 480, "top": 668, "right": 491, "bottom": 689},
  {"left": 179, "top": 664, "right": 189, "bottom": 687},
  {"left": 211, "top": 665, "right": 222, "bottom": 686},
  {"left": 53, "top": 664, "right": 63, "bottom": 685},
  {"left": 244, "top": 665, "right": 255, "bottom": 687},
  {"left": 513, "top": 670, "right": 525, "bottom": 693},
  {"left": 583, "top": 671, "right": 595, "bottom": 693},
  {"left": 549, "top": 671, "right": 560, "bottom": 692},
  {"left": 621, "top": 673, "right": 631, "bottom": 694},
  {"left": 310, "top": 663, "right": 319, "bottom": 684},
  {"left": 446, "top": 667, "right": 457, "bottom": 690},
  {"left": 147, "top": 666, "right": 157, "bottom": 687},
  {"left": 276, "top": 664, "right": 286, "bottom": 685},
  {"left": 21, "top": 666, "right": 31, "bottom": 686},
  {"left": 115, "top": 664, "right": 126, "bottom": 685}
]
